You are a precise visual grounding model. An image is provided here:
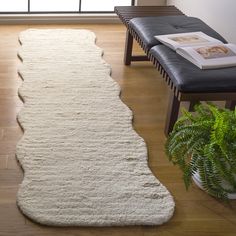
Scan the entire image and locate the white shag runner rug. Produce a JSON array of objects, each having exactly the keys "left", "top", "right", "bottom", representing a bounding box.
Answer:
[{"left": 16, "top": 29, "right": 175, "bottom": 226}]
